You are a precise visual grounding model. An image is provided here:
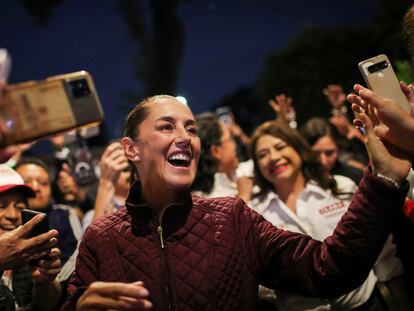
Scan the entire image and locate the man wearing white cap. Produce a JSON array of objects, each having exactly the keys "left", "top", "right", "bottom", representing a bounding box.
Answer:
[{"left": 0, "top": 165, "right": 62, "bottom": 310}]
